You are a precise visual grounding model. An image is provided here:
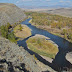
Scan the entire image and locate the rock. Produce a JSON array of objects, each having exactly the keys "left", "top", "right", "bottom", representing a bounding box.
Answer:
[
  {"left": 0, "top": 37, "right": 41, "bottom": 72},
  {"left": 36, "top": 60, "right": 56, "bottom": 72},
  {"left": 40, "top": 55, "right": 53, "bottom": 63},
  {"left": 66, "top": 52, "right": 72, "bottom": 64},
  {"left": 0, "top": 3, "right": 26, "bottom": 26}
]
